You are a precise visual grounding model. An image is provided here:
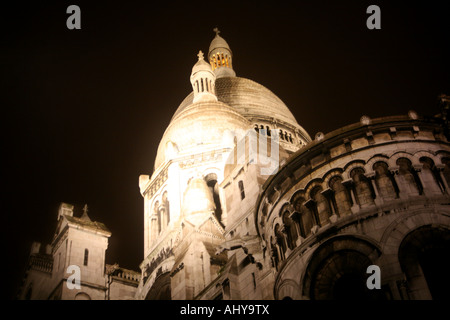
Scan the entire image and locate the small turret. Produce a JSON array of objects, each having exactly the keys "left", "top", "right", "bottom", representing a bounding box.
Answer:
[{"left": 190, "top": 50, "right": 217, "bottom": 103}]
